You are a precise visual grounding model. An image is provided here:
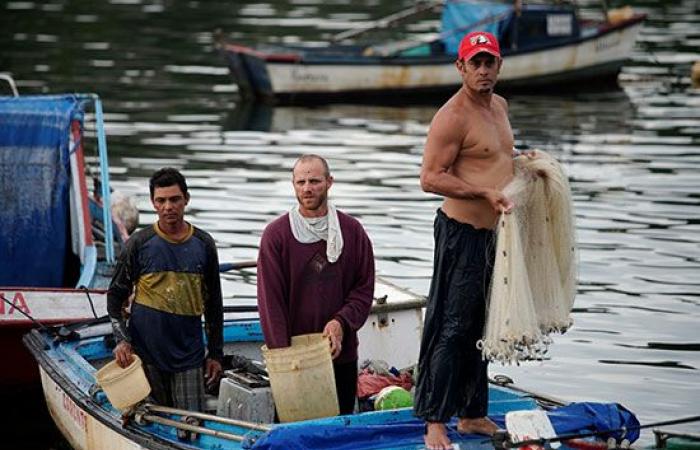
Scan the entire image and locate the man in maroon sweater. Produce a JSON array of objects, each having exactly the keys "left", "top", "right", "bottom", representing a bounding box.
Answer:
[{"left": 257, "top": 154, "right": 375, "bottom": 414}]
